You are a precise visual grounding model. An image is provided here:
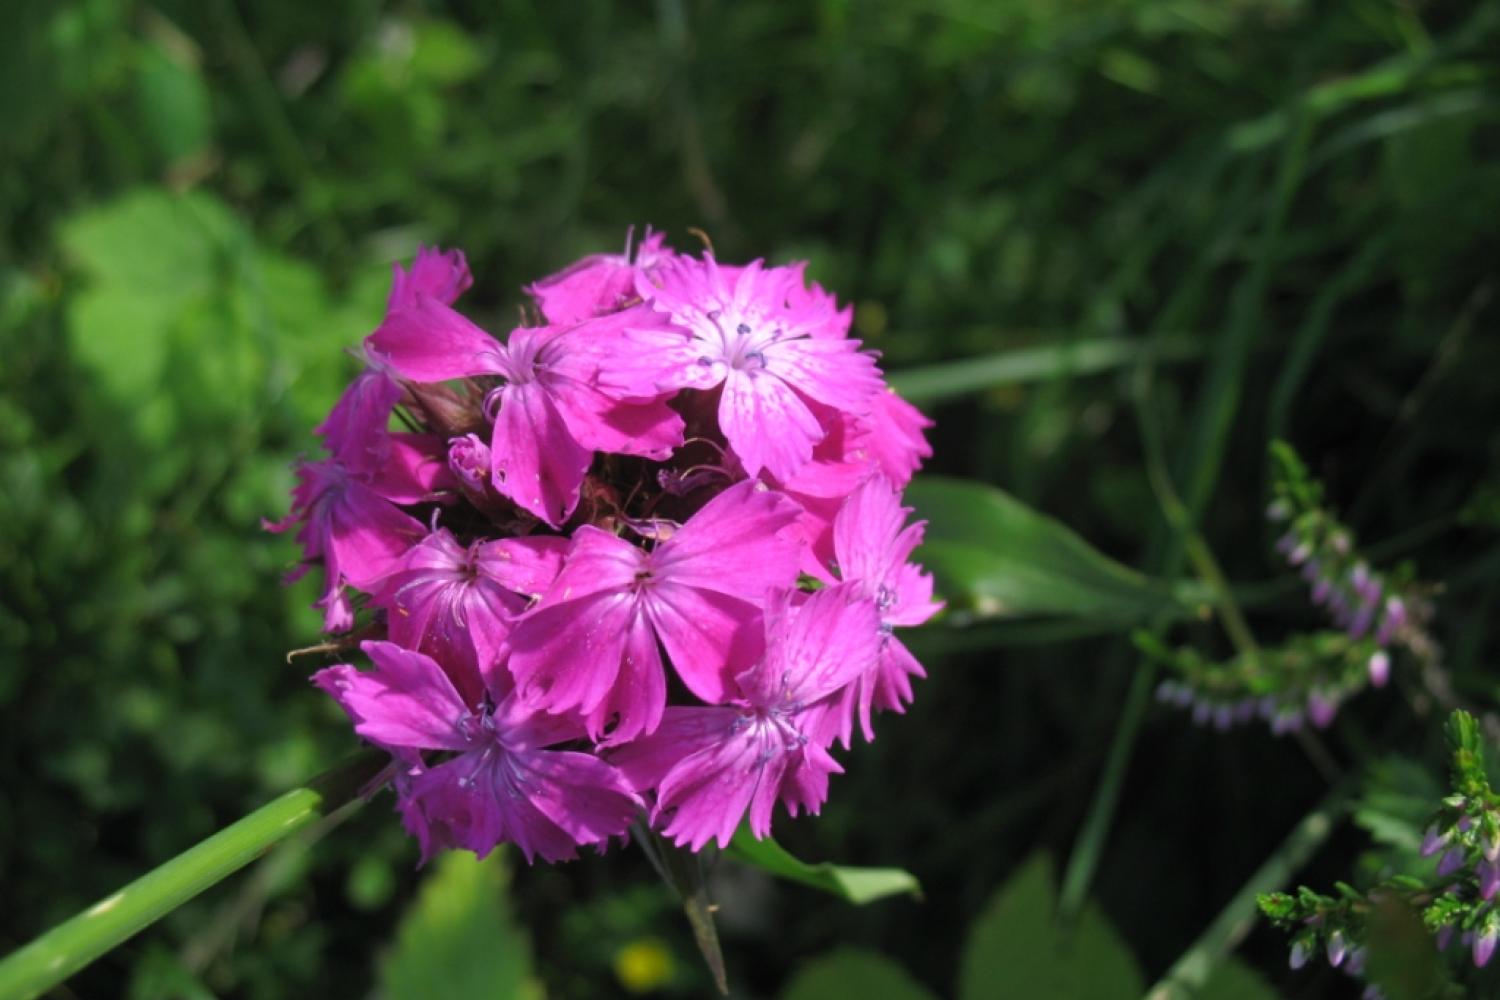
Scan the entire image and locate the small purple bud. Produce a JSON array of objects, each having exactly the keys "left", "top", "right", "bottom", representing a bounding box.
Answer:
[
  {"left": 1172, "top": 685, "right": 1194, "bottom": 708},
  {"left": 1301, "top": 559, "right": 1322, "bottom": 582},
  {"left": 1479, "top": 859, "right": 1500, "bottom": 900},
  {"left": 1326, "top": 930, "right": 1347, "bottom": 967},
  {"left": 1361, "top": 986, "right": 1383, "bottom": 1000},
  {"left": 1485, "top": 834, "right": 1500, "bottom": 862},
  {"left": 1330, "top": 531, "right": 1351, "bottom": 556},
  {"left": 1344, "top": 946, "right": 1366, "bottom": 975},
  {"left": 1420, "top": 823, "right": 1448, "bottom": 857},
  {"left": 1348, "top": 604, "right": 1374, "bottom": 639},
  {"left": 1436, "top": 925, "right": 1455, "bottom": 951},
  {"left": 447, "top": 433, "right": 491, "bottom": 494},
  {"left": 1307, "top": 693, "right": 1338, "bottom": 730},
  {"left": 1376, "top": 596, "right": 1406, "bottom": 645},
  {"left": 1311, "top": 578, "right": 1332, "bottom": 605},
  {"left": 1350, "top": 561, "right": 1371, "bottom": 591},
  {"left": 1213, "top": 705, "right": 1233, "bottom": 731},
  {"left": 1276, "top": 531, "right": 1297, "bottom": 556},
  {"left": 1257, "top": 695, "right": 1277, "bottom": 720},
  {"left": 1155, "top": 681, "right": 1176, "bottom": 703},
  {"left": 1192, "top": 700, "right": 1212, "bottom": 726},
  {"left": 1266, "top": 499, "right": 1292, "bottom": 522},
  {"left": 1234, "top": 698, "right": 1257, "bottom": 723},
  {"left": 1289, "top": 542, "right": 1313, "bottom": 566},
  {"left": 1474, "top": 927, "right": 1497, "bottom": 968},
  {"left": 1459, "top": 814, "right": 1475, "bottom": 833},
  {"left": 1367, "top": 650, "right": 1391, "bottom": 689},
  {"left": 1437, "top": 847, "right": 1466, "bottom": 877},
  {"left": 1289, "top": 940, "right": 1310, "bottom": 969}
]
